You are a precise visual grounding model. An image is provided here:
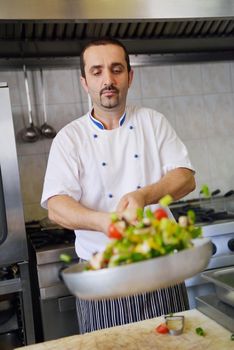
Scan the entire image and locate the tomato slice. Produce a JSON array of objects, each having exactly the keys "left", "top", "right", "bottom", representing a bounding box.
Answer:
[
  {"left": 154, "top": 208, "right": 168, "bottom": 220},
  {"left": 108, "top": 223, "right": 123, "bottom": 240},
  {"left": 155, "top": 323, "right": 169, "bottom": 334}
]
